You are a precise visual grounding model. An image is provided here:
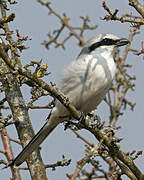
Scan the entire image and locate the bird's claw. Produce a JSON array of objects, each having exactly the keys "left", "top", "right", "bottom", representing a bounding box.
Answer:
[{"left": 77, "top": 111, "right": 86, "bottom": 124}]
